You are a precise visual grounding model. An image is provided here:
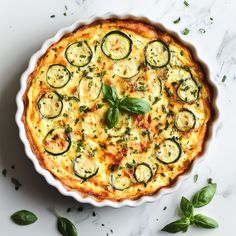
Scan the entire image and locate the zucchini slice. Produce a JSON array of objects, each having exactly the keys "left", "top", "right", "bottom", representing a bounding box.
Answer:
[
  {"left": 156, "top": 139, "right": 181, "bottom": 164},
  {"left": 110, "top": 168, "right": 132, "bottom": 191},
  {"left": 144, "top": 40, "right": 170, "bottom": 68},
  {"left": 177, "top": 78, "right": 199, "bottom": 103},
  {"left": 101, "top": 31, "right": 132, "bottom": 60},
  {"left": 136, "top": 70, "right": 162, "bottom": 103},
  {"left": 37, "top": 91, "right": 63, "bottom": 119},
  {"left": 78, "top": 77, "right": 102, "bottom": 102},
  {"left": 73, "top": 155, "right": 99, "bottom": 180},
  {"left": 46, "top": 64, "right": 70, "bottom": 88},
  {"left": 65, "top": 41, "right": 92, "bottom": 67},
  {"left": 134, "top": 163, "right": 153, "bottom": 185},
  {"left": 113, "top": 57, "right": 140, "bottom": 78},
  {"left": 107, "top": 114, "right": 131, "bottom": 137},
  {"left": 43, "top": 128, "right": 71, "bottom": 155},
  {"left": 175, "top": 110, "right": 196, "bottom": 132}
]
